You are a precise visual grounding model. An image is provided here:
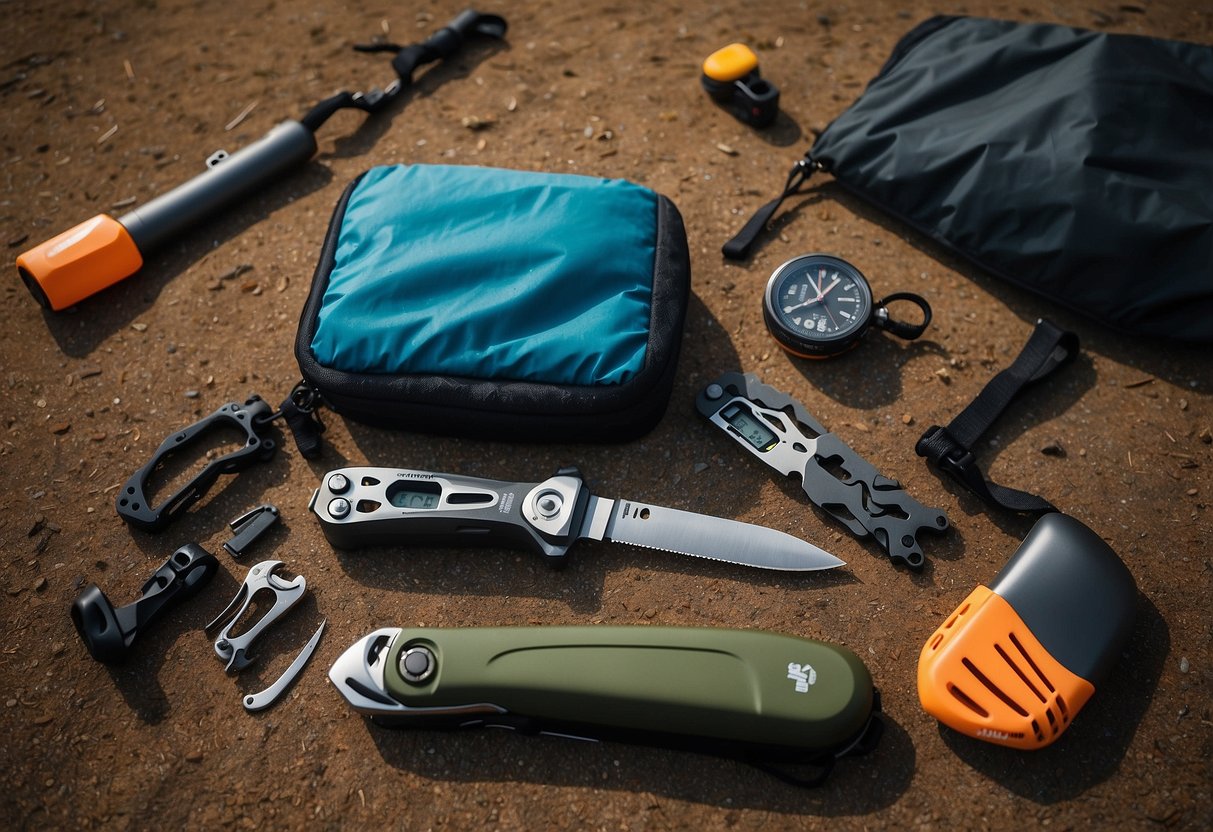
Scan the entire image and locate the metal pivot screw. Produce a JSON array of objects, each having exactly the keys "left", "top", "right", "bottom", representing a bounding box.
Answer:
[
  {"left": 327, "top": 473, "right": 350, "bottom": 494},
  {"left": 536, "top": 491, "right": 563, "bottom": 519},
  {"left": 705, "top": 383, "right": 724, "bottom": 400},
  {"left": 328, "top": 498, "right": 351, "bottom": 519},
  {"left": 400, "top": 645, "right": 436, "bottom": 684}
]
